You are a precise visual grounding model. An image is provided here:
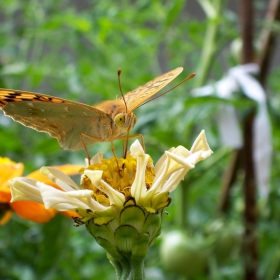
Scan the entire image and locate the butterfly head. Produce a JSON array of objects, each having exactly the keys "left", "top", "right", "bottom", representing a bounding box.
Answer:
[{"left": 114, "top": 112, "right": 137, "bottom": 130}]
